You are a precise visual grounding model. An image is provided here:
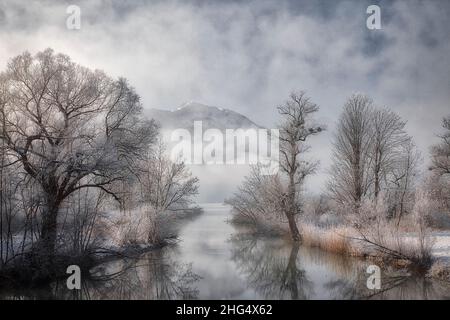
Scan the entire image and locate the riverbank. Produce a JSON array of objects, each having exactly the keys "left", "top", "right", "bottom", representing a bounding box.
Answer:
[
  {"left": 0, "top": 207, "right": 203, "bottom": 289},
  {"left": 229, "top": 213, "right": 450, "bottom": 281},
  {"left": 301, "top": 223, "right": 450, "bottom": 281},
  {"left": 1, "top": 203, "right": 449, "bottom": 299}
]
